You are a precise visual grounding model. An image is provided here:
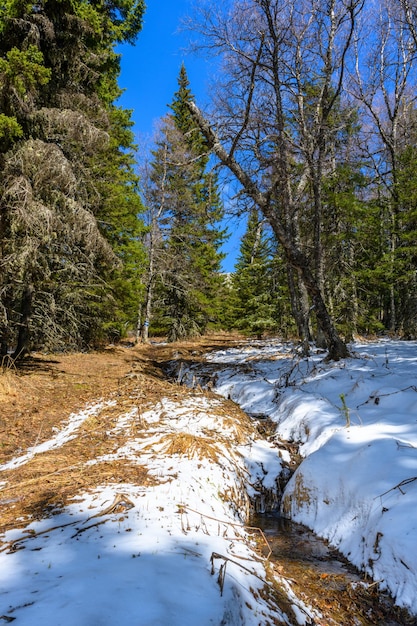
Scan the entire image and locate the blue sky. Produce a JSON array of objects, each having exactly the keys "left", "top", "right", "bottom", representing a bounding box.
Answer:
[
  {"left": 117, "top": 0, "right": 209, "bottom": 139},
  {"left": 116, "top": 0, "right": 246, "bottom": 272}
]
